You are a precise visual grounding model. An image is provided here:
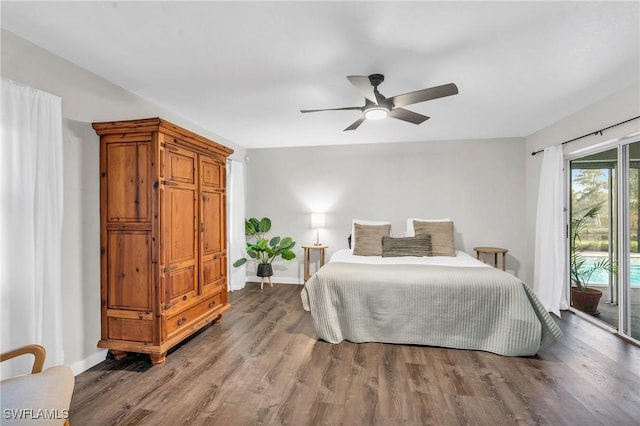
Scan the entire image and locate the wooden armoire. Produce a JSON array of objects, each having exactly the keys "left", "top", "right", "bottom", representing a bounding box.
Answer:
[{"left": 93, "top": 118, "right": 233, "bottom": 364}]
